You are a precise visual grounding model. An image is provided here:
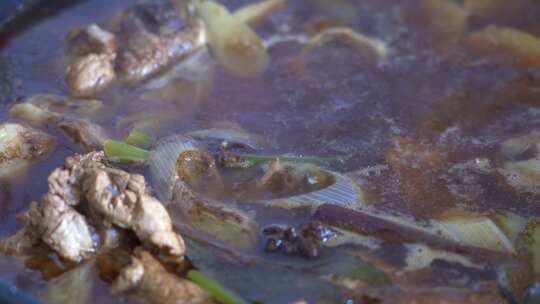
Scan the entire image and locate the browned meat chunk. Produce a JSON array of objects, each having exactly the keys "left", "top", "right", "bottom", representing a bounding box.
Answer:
[
  {"left": 258, "top": 159, "right": 333, "bottom": 195},
  {"left": 58, "top": 119, "right": 109, "bottom": 152},
  {"left": 65, "top": 0, "right": 205, "bottom": 96},
  {"left": 0, "top": 152, "right": 185, "bottom": 261},
  {"left": 110, "top": 1, "right": 205, "bottom": 83},
  {"left": 0, "top": 123, "right": 56, "bottom": 178},
  {"left": 67, "top": 23, "right": 117, "bottom": 56},
  {"left": 132, "top": 194, "right": 186, "bottom": 256},
  {"left": 112, "top": 248, "right": 213, "bottom": 304},
  {"left": 1, "top": 193, "right": 95, "bottom": 261},
  {"left": 66, "top": 53, "right": 116, "bottom": 97},
  {"left": 82, "top": 165, "right": 186, "bottom": 256},
  {"left": 23, "top": 195, "right": 95, "bottom": 261}
]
